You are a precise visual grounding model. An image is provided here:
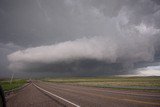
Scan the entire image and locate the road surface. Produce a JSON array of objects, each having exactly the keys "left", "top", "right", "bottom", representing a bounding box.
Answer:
[
  {"left": 6, "top": 83, "right": 65, "bottom": 107},
  {"left": 7, "top": 81, "right": 160, "bottom": 107}
]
